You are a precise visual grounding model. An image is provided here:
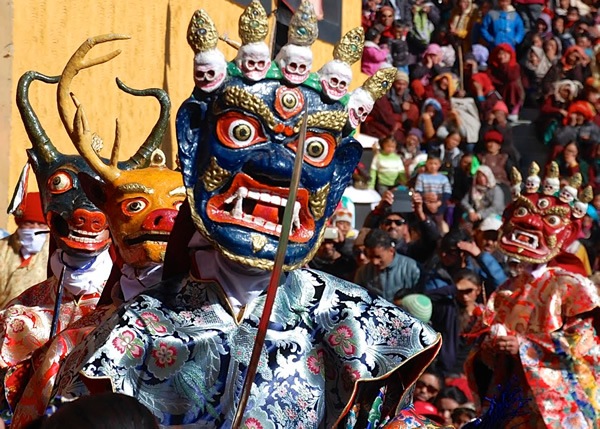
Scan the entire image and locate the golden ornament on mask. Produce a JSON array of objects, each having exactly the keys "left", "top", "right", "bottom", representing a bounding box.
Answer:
[
  {"left": 287, "top": 0, "right": 319, "bottom": 46},
  {"left": 510, "top": 166, "right": 522, "bottom": 186},
  {"left": 201, "top": 157, "right": 232, "bottom": 192},
  {"left": 92, "top": 134, "right": 103, "bottom": 154},
  {"left": 222, "top": 86, "right": 276, "bottom": 128},
  {"left": 547, "top": 234, "right": 557, "bottom": 248},
  {"left": 309, "top": 183, "right": 330, "bottom": 220},
  {"left": 546, "top": 161, "right": 559, "bottom": 179},
  {"left": 187, "top": 9, "right": 219, "bottom": 53},
  {"left": 580, "top": 185, "right": 594, "bottom": 203},
  {"left": 333, "top": 27, "right": 365, "bottom": 65},
  {"left": 568, "top": 172, "right": 583, "bottom": 188},
  {"left": 295, "top": 111, "right": 347, "bottom": 133},
  {"left": 362, "top": 67, "right": 397, "bottom": 101},
  {"left": 251, "top": 234, "right": 268, "bottom": 253},
  {"left": 528, "top": 161, "right": 540, "bottom": 177},
  {"left": 239, "top": 0, "right": 269, "bottom": 45}
]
